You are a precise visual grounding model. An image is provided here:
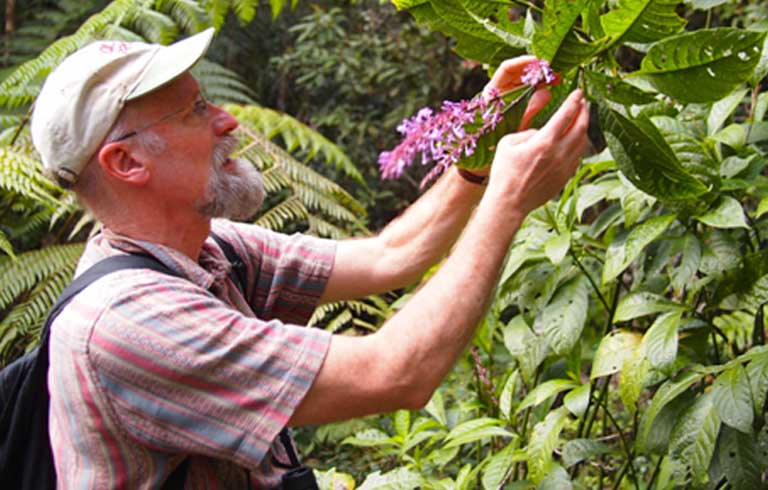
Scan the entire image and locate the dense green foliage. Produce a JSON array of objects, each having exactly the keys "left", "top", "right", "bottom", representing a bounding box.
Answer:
[{"left": 299, "top": 1, "right": 768, "bottom": 489}]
